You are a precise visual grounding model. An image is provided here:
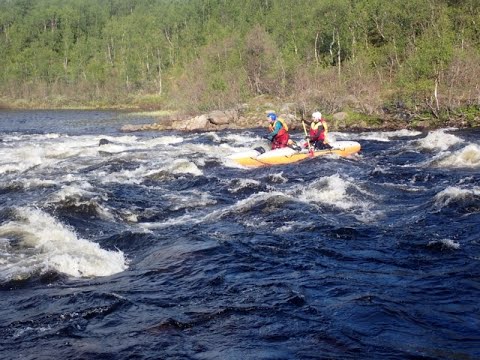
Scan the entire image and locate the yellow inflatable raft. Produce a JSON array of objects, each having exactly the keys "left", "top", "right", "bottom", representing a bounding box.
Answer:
[{"left": 227, "top": 141, "right": 361, "bottom": 167}]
